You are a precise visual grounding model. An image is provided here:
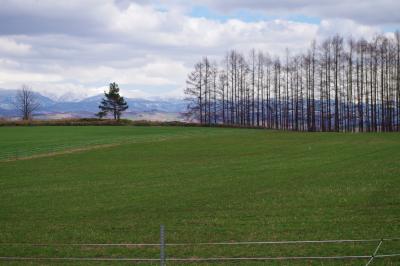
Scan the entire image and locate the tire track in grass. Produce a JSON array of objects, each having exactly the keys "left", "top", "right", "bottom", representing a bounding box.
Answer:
[
  {"left": 0, "top": 131, "right": 224, "bottom": 162},
  {"left": 0, "top": 143, "right": 123, "bottom": 162}
]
